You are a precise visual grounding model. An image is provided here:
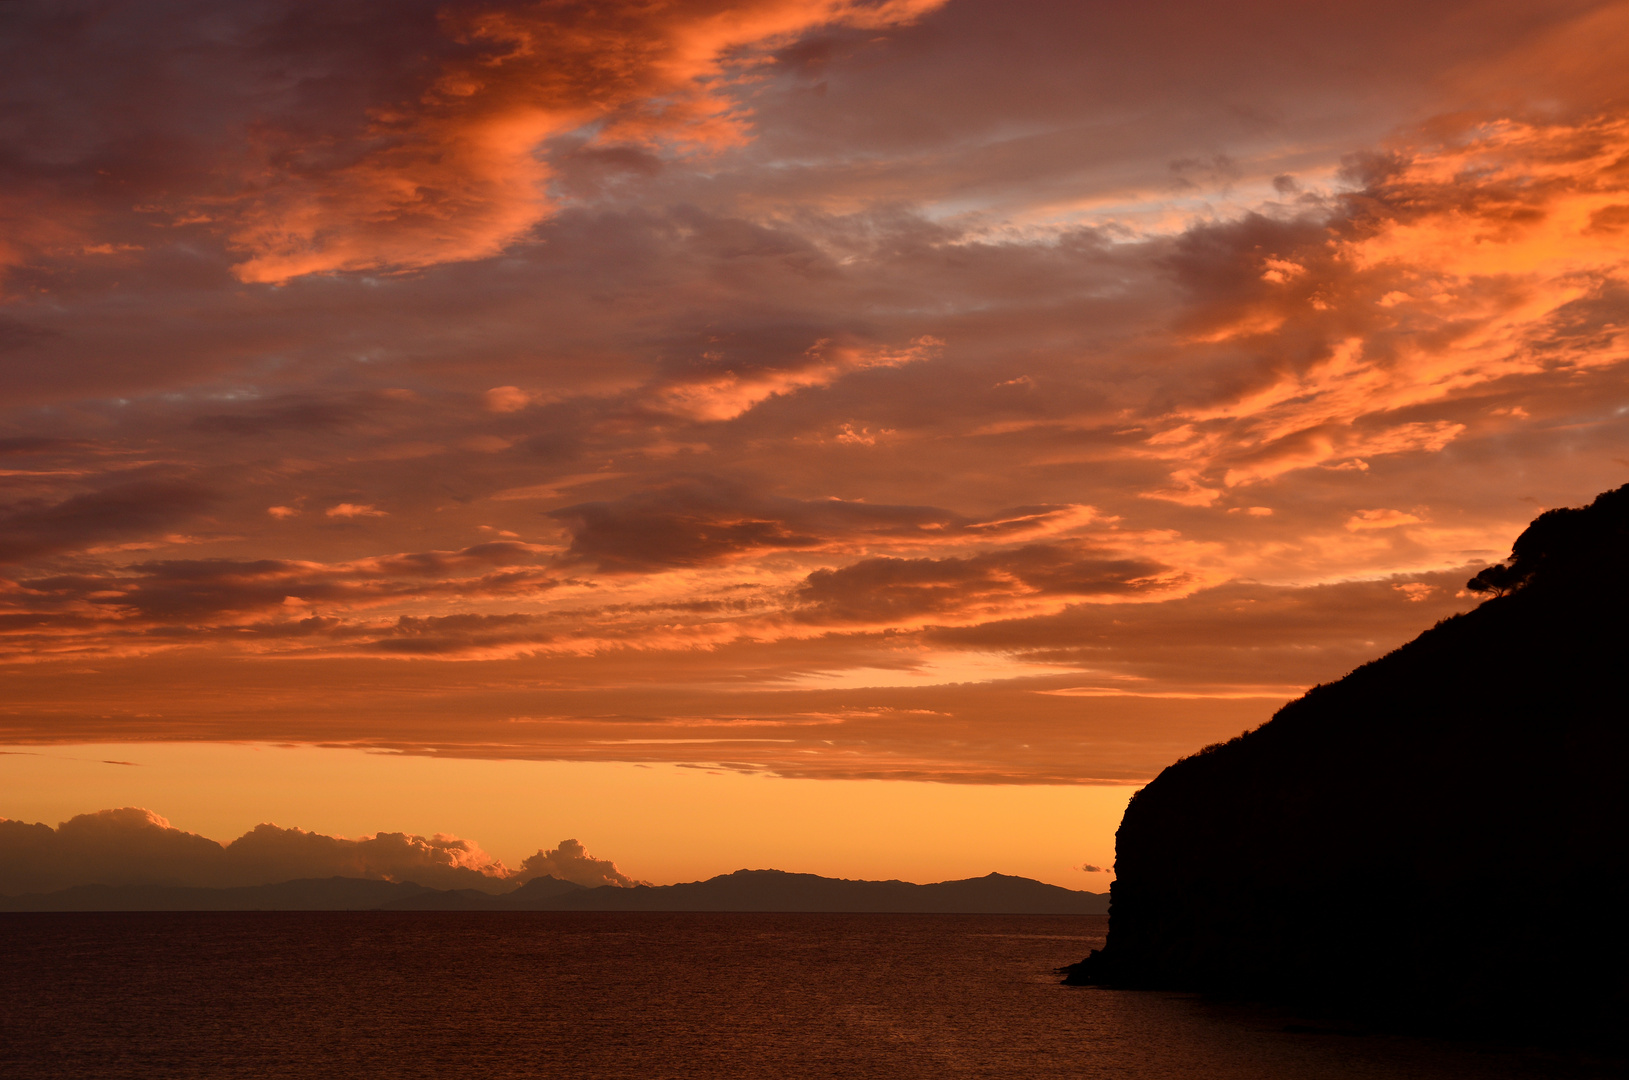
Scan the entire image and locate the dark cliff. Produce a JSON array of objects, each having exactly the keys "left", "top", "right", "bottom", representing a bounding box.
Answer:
[{"left": 1066, "top": 485, "right": 1629, "bottom": 1044}]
